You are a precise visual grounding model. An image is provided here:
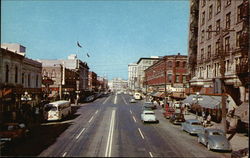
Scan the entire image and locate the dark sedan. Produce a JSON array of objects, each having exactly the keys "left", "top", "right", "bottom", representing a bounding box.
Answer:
[{"left": 169, "top": 113, "right": 185, "bottom": 125}]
